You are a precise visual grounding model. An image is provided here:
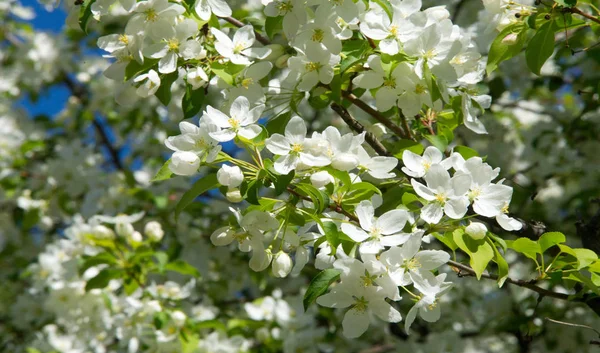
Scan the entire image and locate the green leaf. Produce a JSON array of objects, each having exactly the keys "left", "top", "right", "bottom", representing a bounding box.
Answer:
[
  {"left": 492, "top": 241, "right": 510, "bottom": 287},
  {"left": 154, "top": 252, "right": 169, "bottom": 272},
  {"left": 266, "top": 111, "right": 293, "bottom": 135},
  {"left": 175, "top": 173, "right": 219, "bottom": 221},
  {"left": 453, "top": 229, "right": 494, "bottom": 279},
  {"left": 79, "top": 252, "right": 117, "bottom": 276},
  {"left": 321, "top": 221, "right": 341, "bottom": 251},
  {"left": 573, "top": 248, "right": 598, "bottom": 270},
  {"left": 78, "top": 0, "right": 96, "bottom": 33},
  {"left": 124, "top": 58, "right": 160, "bottom": 82},
  {"left": 241, "top": 179, "right": 262, "bottom": 205},
  {"left": 155, "top": 72, "right": 179, "bottom": 106},
  {"left": 392, "top": 139, "right": 425, "bottom": 158},
  {"left": 182, "top": 84, "right": 206, "bottom": 119},
  {"left": 425, "top": 134, "right": 448, "bottom": 153},
  {"left": 210, "top": 62, "right": 245, "bottom": 85},
  {"left": 151, "top": 159, "right": 173, "bottom": 182},
  {"left": 433, "top": 232, "right": 458, "bottom": 251},
  {"left": 525, "top": 20, "right": 556, "bottom": 75},
  {"left": 296, "top": 184, "right": 328, "bottom": 213},
  {"left": 85, "top": 268, "right": 122, "bottom": 291},
  {"left": 303, "top": 269, "right": 341, "bottom": 311},
  {"left": 340, "top": 40, "right": 371, "bottom": 73},
  {"left": 486, "top": 23, "right": 529, "bottom": 75},
  {"left": 454, "top": 146, "right": 479, "bottom": 160},
  {"left": 264, "top": 16, "right": 283, "bottom": 39},
  {"left": 510, "top": 237, "right": 541, "bottom": 262},
  {"left": 538, "top": 232, "right": 566, "bottom": 253},
  {"left": 272, "top": 170, "right": 295, "bottom": 195},
  {"left": 165, "top": 260, "right": 201, "bottom": 277}
]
